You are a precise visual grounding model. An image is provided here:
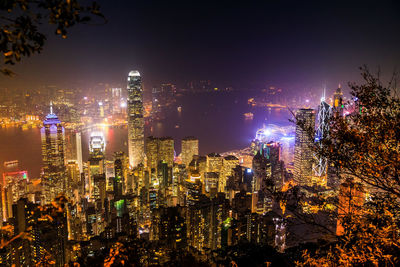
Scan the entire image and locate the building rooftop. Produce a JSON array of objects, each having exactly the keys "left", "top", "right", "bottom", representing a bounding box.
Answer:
[{"left": 128, "top": 70, "right": 140, "bottom": 77}]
